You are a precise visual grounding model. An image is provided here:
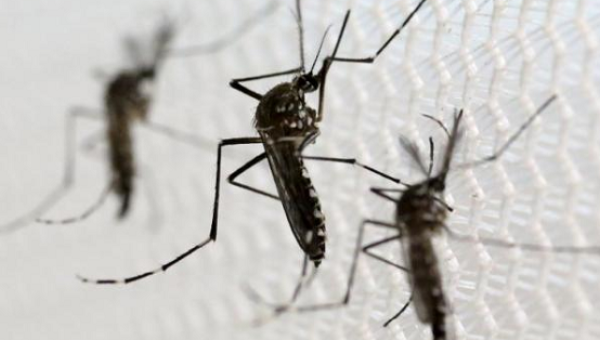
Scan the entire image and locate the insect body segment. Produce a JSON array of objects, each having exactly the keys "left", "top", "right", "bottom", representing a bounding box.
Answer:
[
  {"left": 105, "top": 71, "right": 153, "bottom": 218},
  {"left": 256, "top": 81, "right": 326, "bottom": 264},
  {"left": 255, "top": 82, "right": 318, "bottom": 134}
]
